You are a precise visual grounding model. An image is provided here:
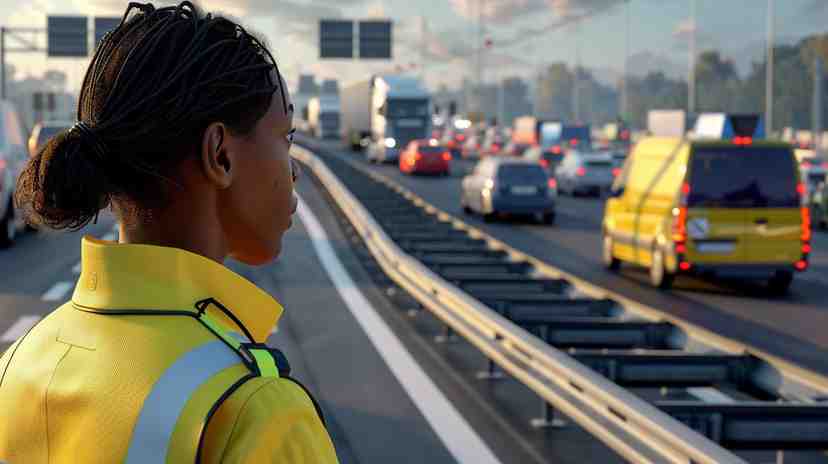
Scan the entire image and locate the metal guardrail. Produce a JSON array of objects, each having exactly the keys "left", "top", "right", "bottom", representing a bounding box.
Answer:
[{"left": 292, "top": 145, "right": 744, "bottom": 464}]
